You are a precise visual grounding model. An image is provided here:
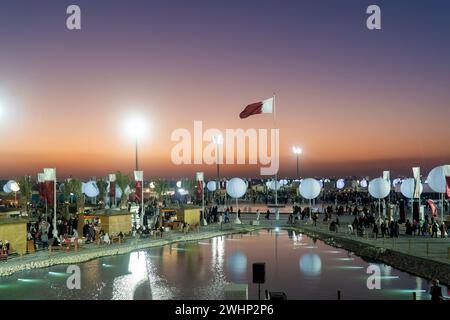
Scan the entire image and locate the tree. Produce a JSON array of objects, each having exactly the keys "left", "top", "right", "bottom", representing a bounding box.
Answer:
[
  {"left": 154, "top": 179, "right": 169, "bottom": 200},
  {"left": 17, "top": 175, "right": 33, "bottom": 215},
  {"left": 183, "top": 178, "right": 198, "bottom": 198},
  {"left": 115, "top": 171, "right": 131, "bottom": 209},
  {"left": 96, "top": 178, "right": 108, "bottom": 208},
  {"left": 64, "top": 178, "right": 83, "bottom": 214}
]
